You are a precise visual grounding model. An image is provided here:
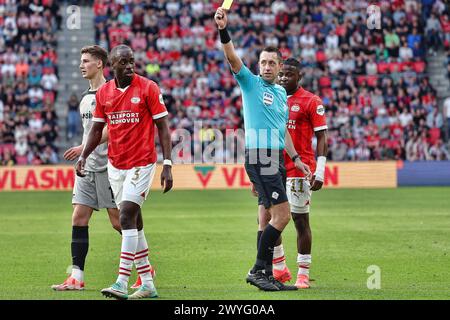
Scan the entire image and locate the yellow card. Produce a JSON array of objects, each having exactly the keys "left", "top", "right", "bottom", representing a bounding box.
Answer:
[{"left": 222, "top": 0, "right": 234, "bottom": 10}]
